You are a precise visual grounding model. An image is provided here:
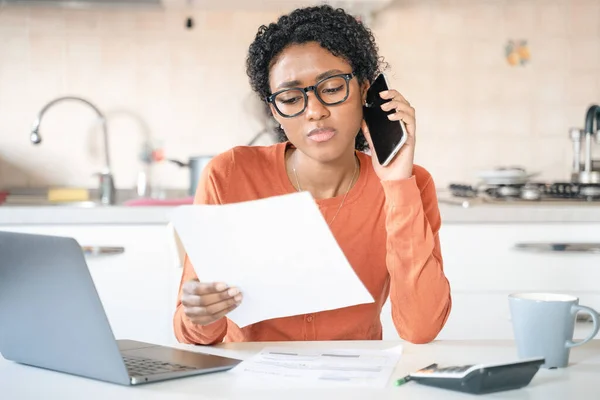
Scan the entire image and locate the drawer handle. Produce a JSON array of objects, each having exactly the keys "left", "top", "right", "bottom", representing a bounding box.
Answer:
[
  {"left": 81, "top": 246, "right": 125, "bottom": 257},
  {"left": 514, "top": 243, "right": 600, "bottom": 253},
  {"left": 511, "top": 314, "right": 594, "bottom": 323},
  {"left": 576, "top": 313, "right": 593, "bottom": 323}
]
